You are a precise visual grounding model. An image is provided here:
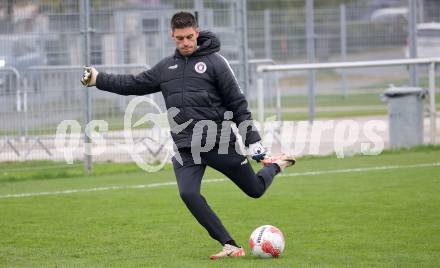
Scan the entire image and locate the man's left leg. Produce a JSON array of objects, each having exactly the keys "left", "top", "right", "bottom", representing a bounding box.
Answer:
[
  {"left": 201, "top": 145, "right": 281, "bottom": 199},
  {"left": 201, "top": 145, "right": 295, "bottom": 259}
]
